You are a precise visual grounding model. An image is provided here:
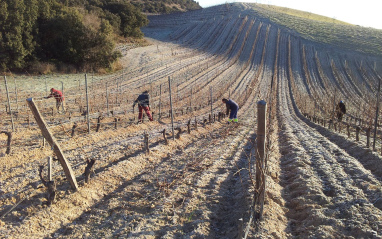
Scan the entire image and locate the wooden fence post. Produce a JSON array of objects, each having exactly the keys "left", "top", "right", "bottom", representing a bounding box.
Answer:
[
  {"left": 347, "top": 124, "right": 350, "bottom": 138},
  {"left": 373, "top": 76, "right": 381, "bottom": 150},
  {"left": 159, "top": 84, "right": 162, "bottom": 120},
  {"left": 4, "top": 76, "right": 15, "bottom": 131},
  {"left": 85, "top": 74, "right": 90, "bottom": 133},
  {"left": 106, "top": 82, "right": 109, "bottom": 116},
  {"left": 332, "top": 89, "right": 337, "bottom": 122},
  {"left": 190, "top": 87, "right": 193, "bottom": 114},
  {"left": 356, "top": 126, "right": 360, "bottom": 141},
  {"left": 96, "top": 116, "right": 102, "bottom": 132},
  {"left": 27, "top": 98, "right": 78, "bottom": 190},
  {"left": 13, "top": 77, "right": 19, "bottom": 112},
  {"left": 144, "top": 131, "right": 150, "bottom": 154},
  {"left": 338, "top": 122, "right": 342, "bottom": 133},
  {"left": 48, "top": 156, "right": 52, "bottom": 182},
  {"left": 255, "top": 100, "right": 267, "bottom": 220},
  {"left": 210, "top": 87, "right": 213, "bottom": 122},
  {"left": 168, "top": 76, "right": 175, "bottom": 140}
]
